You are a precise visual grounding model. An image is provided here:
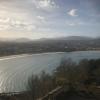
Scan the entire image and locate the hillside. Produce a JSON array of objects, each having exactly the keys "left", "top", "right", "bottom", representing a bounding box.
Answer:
[{"left": 0, "top": 36, "right": 100, "bottom": 56}]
